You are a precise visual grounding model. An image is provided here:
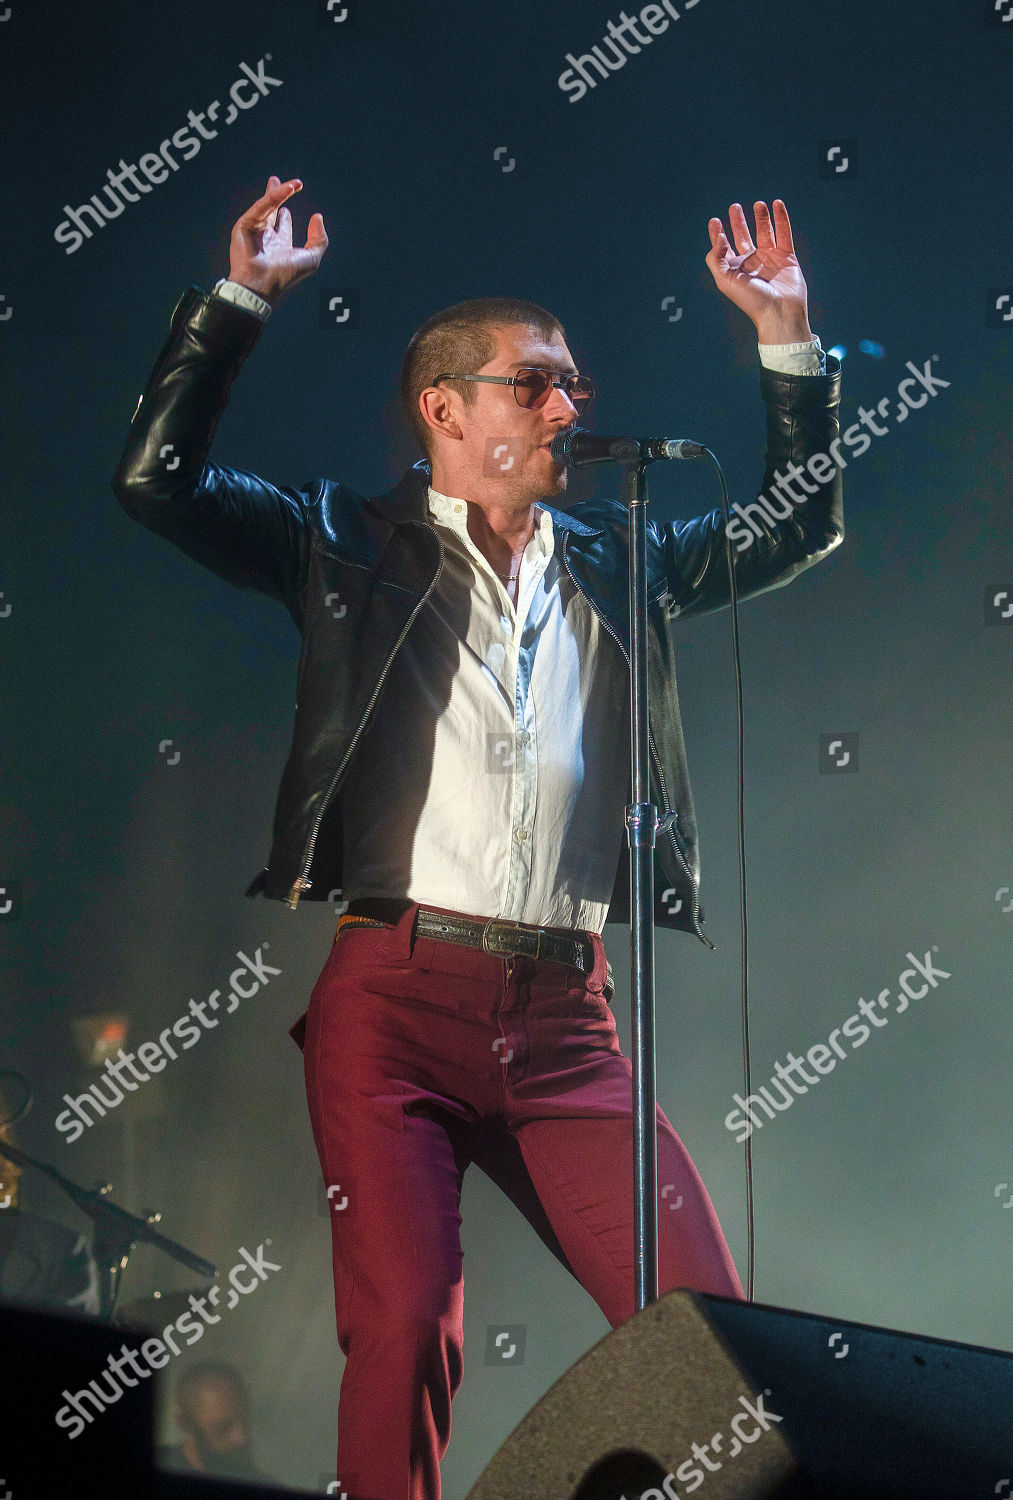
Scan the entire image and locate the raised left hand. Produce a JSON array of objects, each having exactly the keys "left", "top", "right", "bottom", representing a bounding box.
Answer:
[{"left": 705, "top": 199, "right": 812, "bottom": 344}]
